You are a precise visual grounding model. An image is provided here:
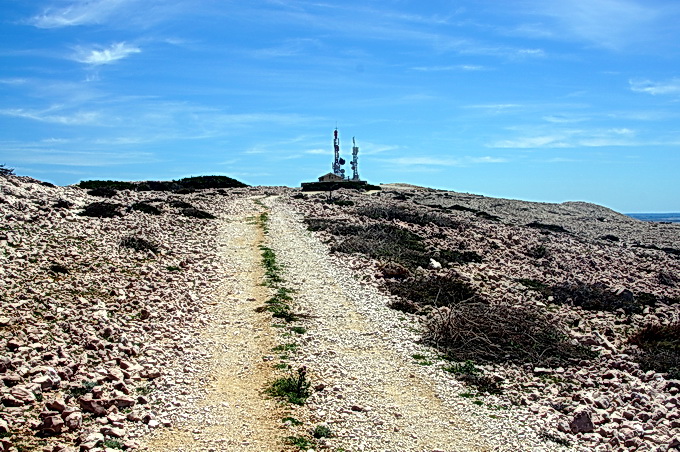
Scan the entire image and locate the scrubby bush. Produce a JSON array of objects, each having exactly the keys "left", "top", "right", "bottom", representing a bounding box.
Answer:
[
  {"left": 386, "top": 274, "right": 478, "bottom": 313},
  {"left": 357, "top": 205, "right": 458, "bottom": 228},
  {"left": 80, "top": 202, "right": 123, "bottom": 218},
  {"left": 120, "top": 236, "right": 159, "bottom": 254},
  {"left": 0, "top": 164, "right": 15, "bottom": 176},
  {"left": 549, "top": 282, "right": 656, "bottom": 315},
  {"left": 526, "top": 222, "right": 569, "bottom": 234},
  {"left": 425, "top": 302, "right": 595, "bottom": 366},
  {"left": 335, "top": 224, "right": 429, "bottom": 269},
  {"left": 79, "top": 180, "right": 136, "bottom": 190},
  {"left": 181, "top": 207, "right": 215, "bottom": 219},
  {"left": 266, "top": 367, "right": 311, "bottom": 405},
  {"left": 87, "top": 187, "right": 117, "bottom": 198},
  {"left": 438, "top": 249, "right": 483, "bottom": 265},
  {"left": 629, "top": 322, "right": 680, "bottom": 379},
  {"left": 168, "top": 200, "right": 193, "bottom": 209},
  {"left": 130, "top": 202, "right": 161, "bottom": 215}
]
